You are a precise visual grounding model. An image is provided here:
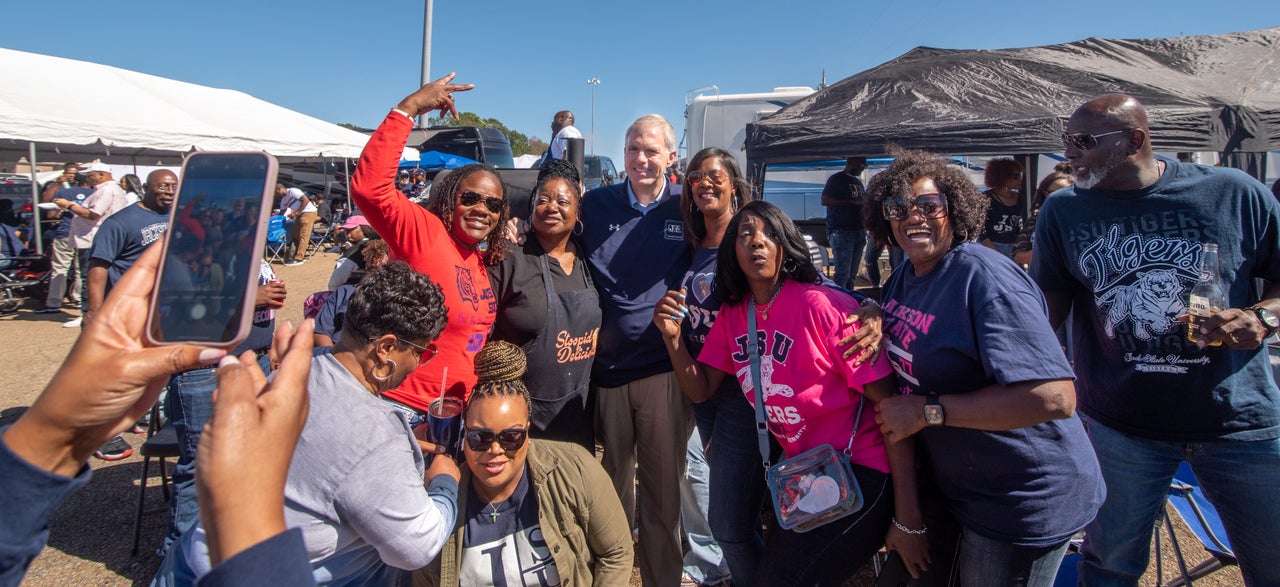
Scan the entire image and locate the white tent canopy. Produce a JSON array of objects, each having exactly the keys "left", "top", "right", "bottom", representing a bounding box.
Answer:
[{"left": 0, "top": 47, "right": 411, "bottom": 163}]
